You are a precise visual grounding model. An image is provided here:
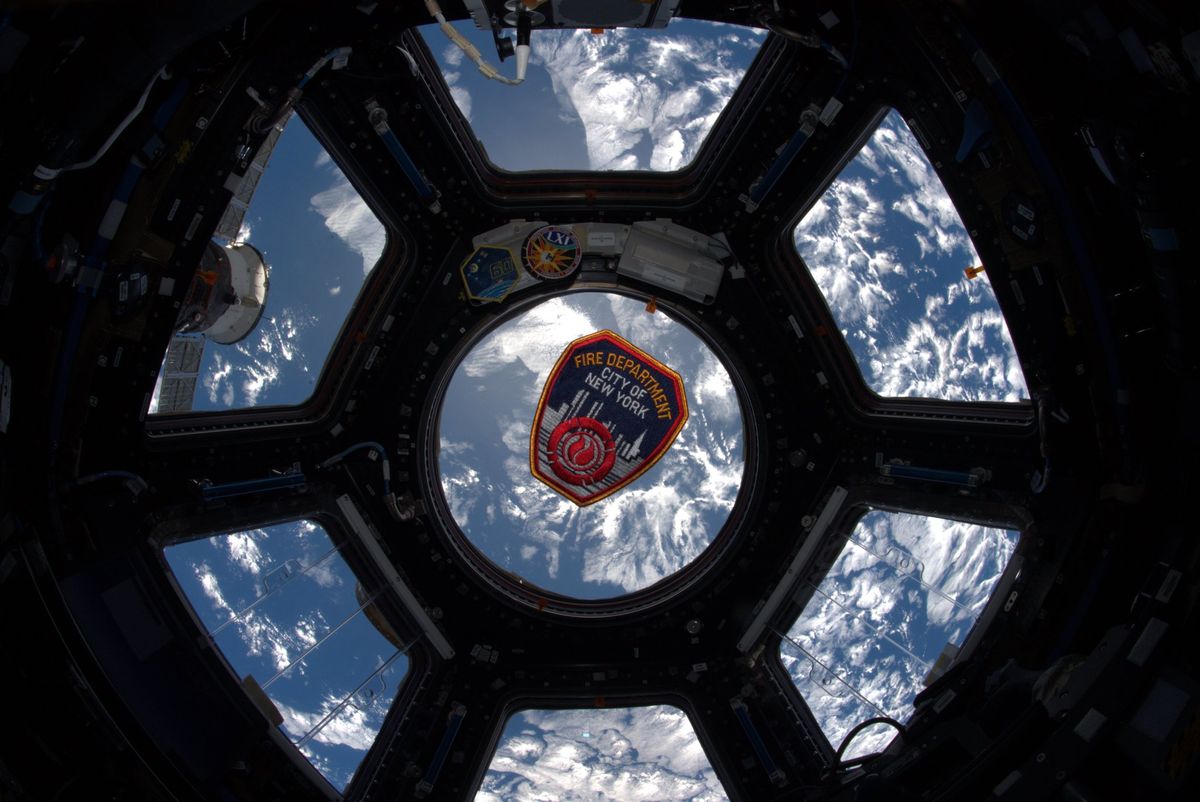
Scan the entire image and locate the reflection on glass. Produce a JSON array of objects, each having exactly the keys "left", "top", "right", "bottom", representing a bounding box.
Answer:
[
  {"left": 779, "top": 511, "right": 1018, "bottom": 758},
  {"left": 164, "top": 520, "right": 408, "bottom": 790},
  {"left": 794, "top": 109, "right": 1028, "bottom": 402},
  {"left": 150, "top": 116, "right": 385, "bottom": 413},
  {"left": 421, "top": 20, "right": 765, "bottom": 171},
  {"left": 438, "top": 292, "right": 744, "bottom": 599},
  {"left": 478, "top": 706, "right": 728, "bottom": 801}
]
